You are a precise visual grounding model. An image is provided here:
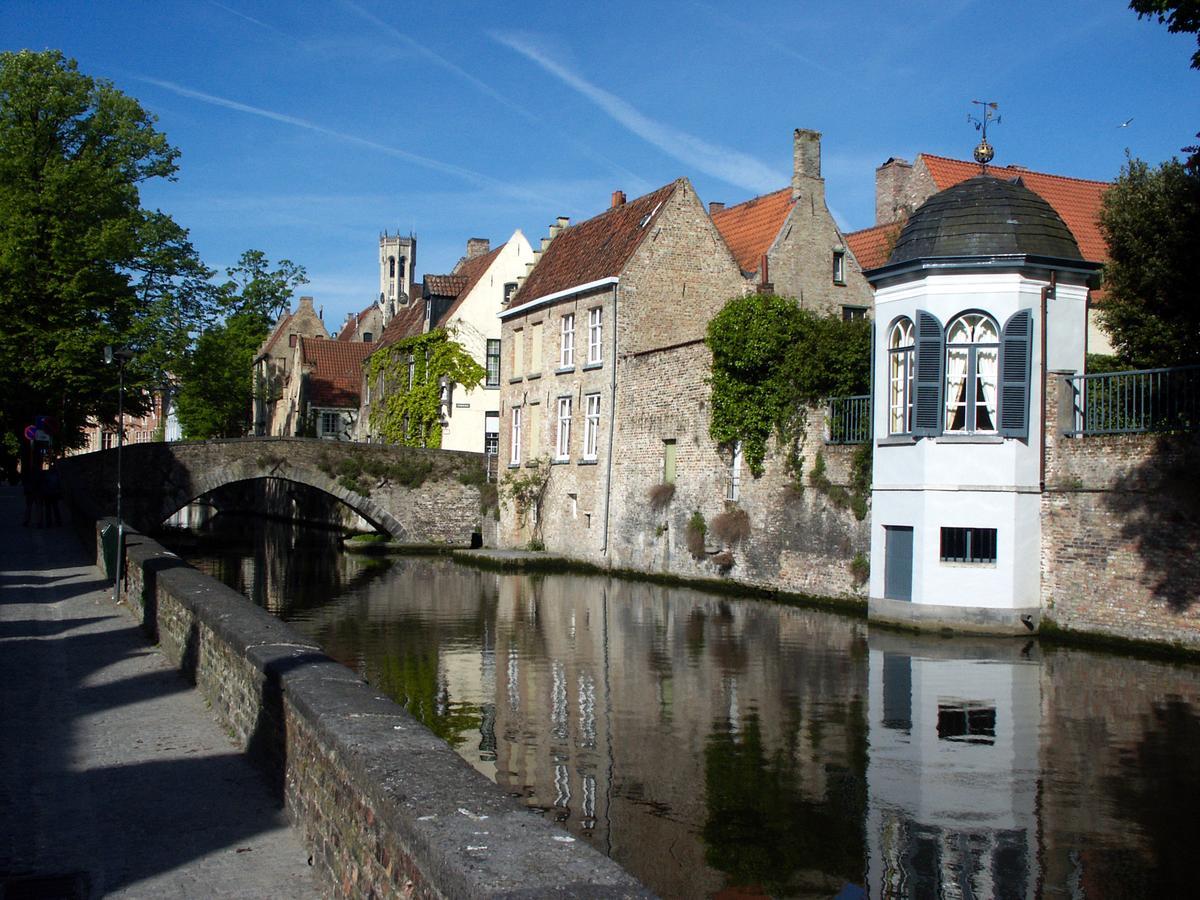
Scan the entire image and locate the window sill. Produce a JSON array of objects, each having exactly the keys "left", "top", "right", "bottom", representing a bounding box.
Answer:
[
  {"left": 582, "top": 361, "right": 604, "bottom": 371},
  {"left": 507, "top": 463, "right": 521, "bottom": 469},
  {"left": 877, "top": 435, "right": 916, "bottom": 446},
  {"left": 555, "top": 366, "right": 576, "bottom": 375},
  {"left": 935, "top": 434, "right": 1004, "bottom": 445},
  {"left": 577, "top": 458, "right": 598, "bottom": 466},
  {"left": 939, "top": 560, "right": 998, "bottom": 568},
  {"left": 526, "top": 372, "right": 542, "bottom": 380},
  {"left": 483, "top": 384, "right": 500, "bottom": 391},
  {"left": 508, "top": 376, "right": 523, "bottom": 384},
  {"left": 551, "top": 457, "right": 570, "bottom": 465}
]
